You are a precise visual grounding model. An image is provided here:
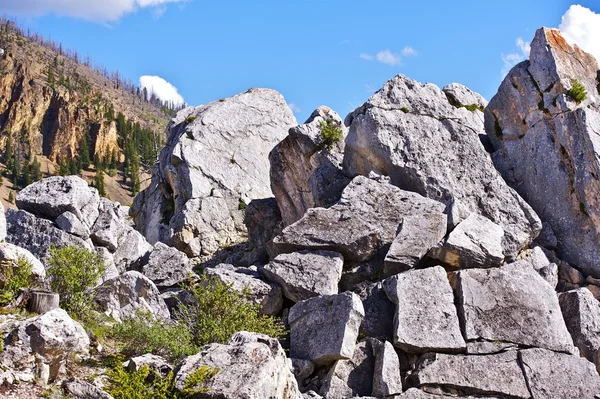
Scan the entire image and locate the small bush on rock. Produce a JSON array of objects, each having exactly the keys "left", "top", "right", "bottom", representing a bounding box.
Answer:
[
  {"left": 568, "top": 79, "right": 587, "bottom": 104},
  {"left": 47, "top": 245, "right": 105, "bottom": 316},
  {"left": 0, "top": 256, "right": 33, "bottom": 306},
  {"left": 318, "top": 118, "right": 344, "bottom": 149},
  {"left": 175, "top": 274, "right": 285, "bottom": 346}
]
